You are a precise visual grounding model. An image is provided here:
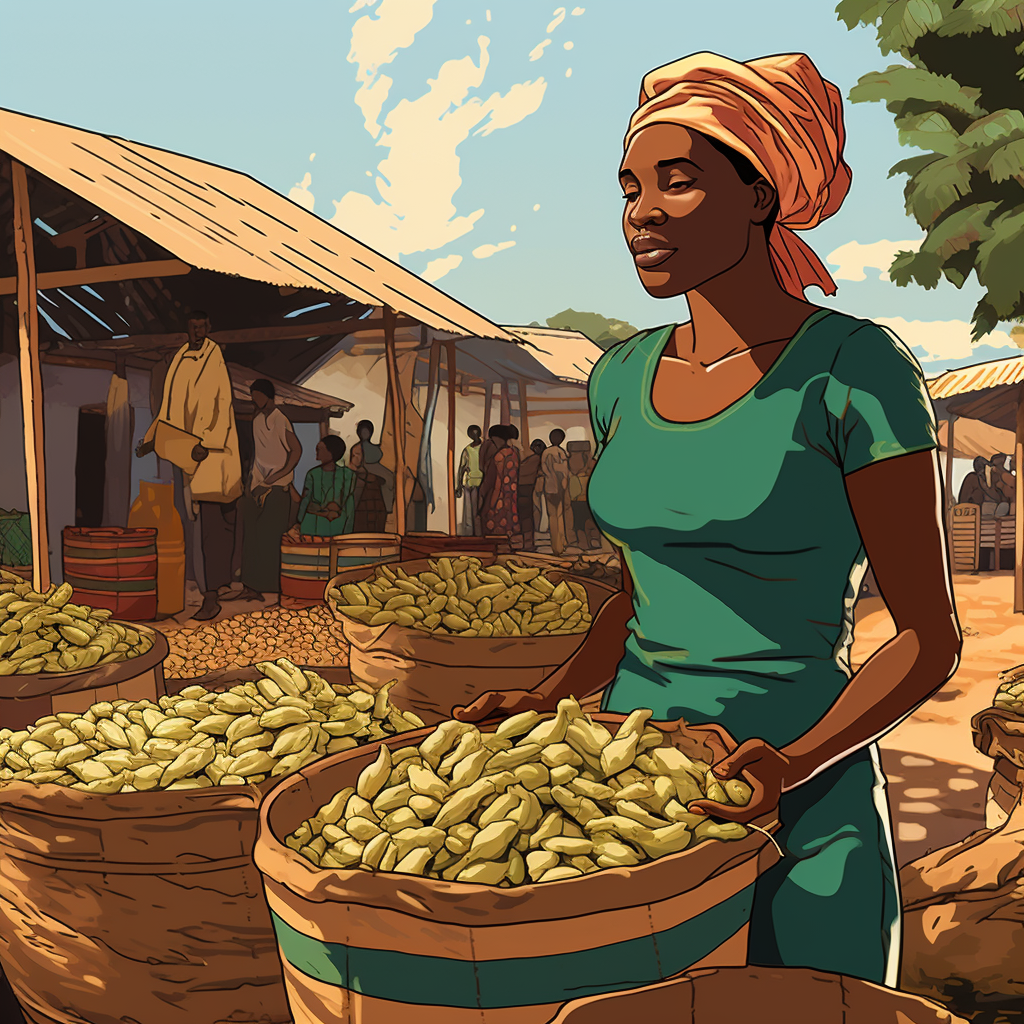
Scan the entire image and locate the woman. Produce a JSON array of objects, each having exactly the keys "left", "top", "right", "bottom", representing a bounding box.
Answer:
[
  {"left": 457, "top": 52, "right": 960, "bottom": 988},
  {"left": 479, "top": 425, "right": 520, "bottom": 540},
  {"left": 349, "top": 420, "right": 392, "bottom": 533},
  {"left": 518, "top": 438, "right": 546, "bottom": 550},
  {"left": 293, "top": 435, "right": 356, "bottom": 537}
]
